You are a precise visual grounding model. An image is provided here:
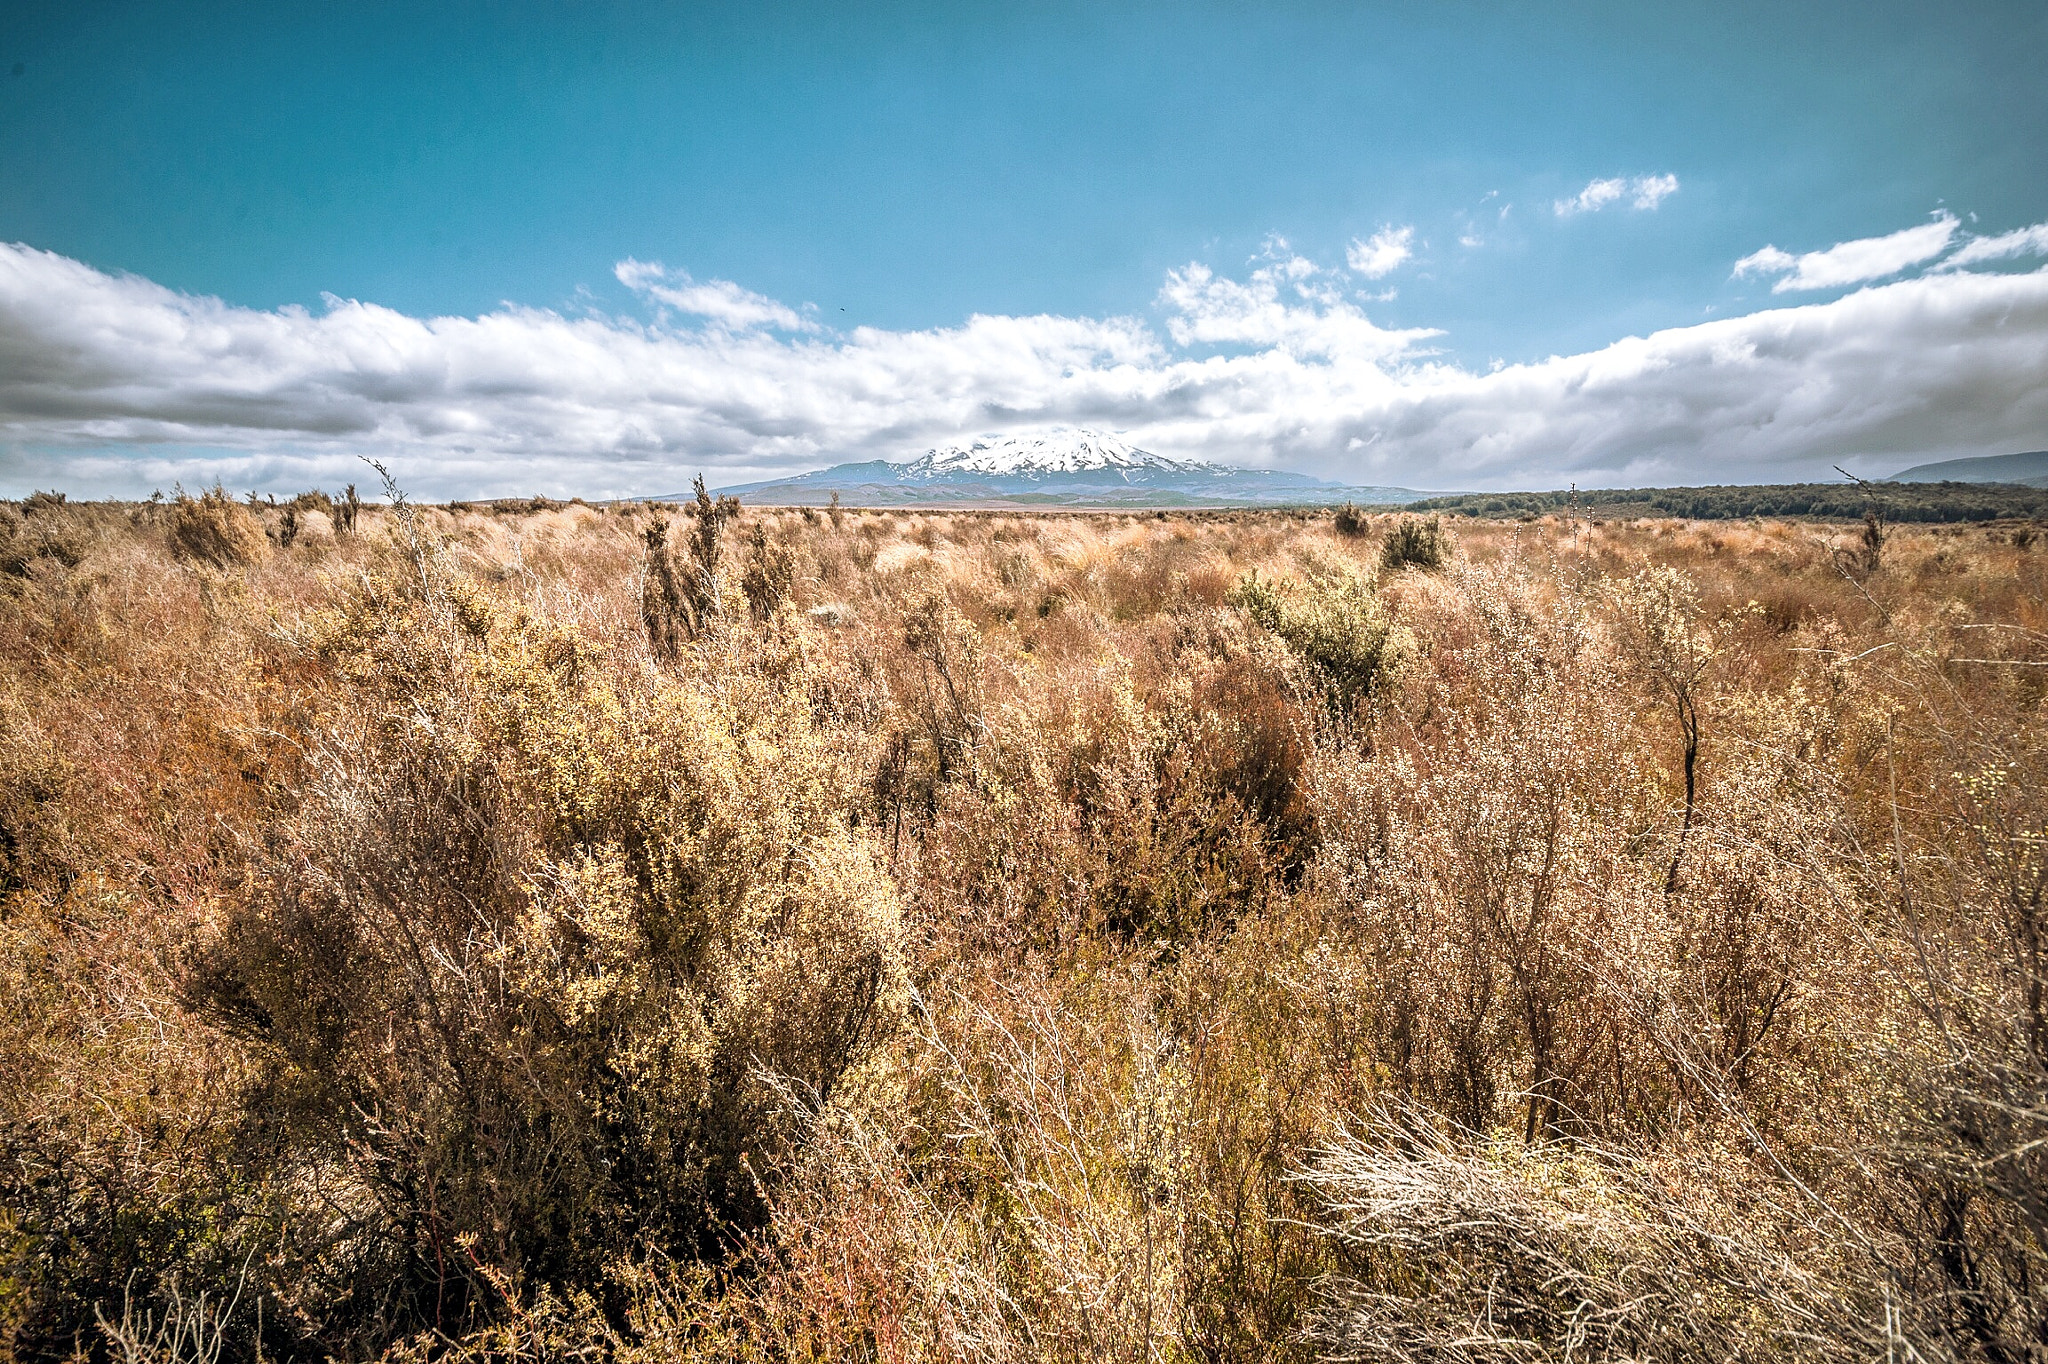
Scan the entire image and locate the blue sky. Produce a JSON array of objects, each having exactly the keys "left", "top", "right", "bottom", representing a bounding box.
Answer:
[{"left": 3, "top": 0, "right": 2048, "bottom": 497}]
